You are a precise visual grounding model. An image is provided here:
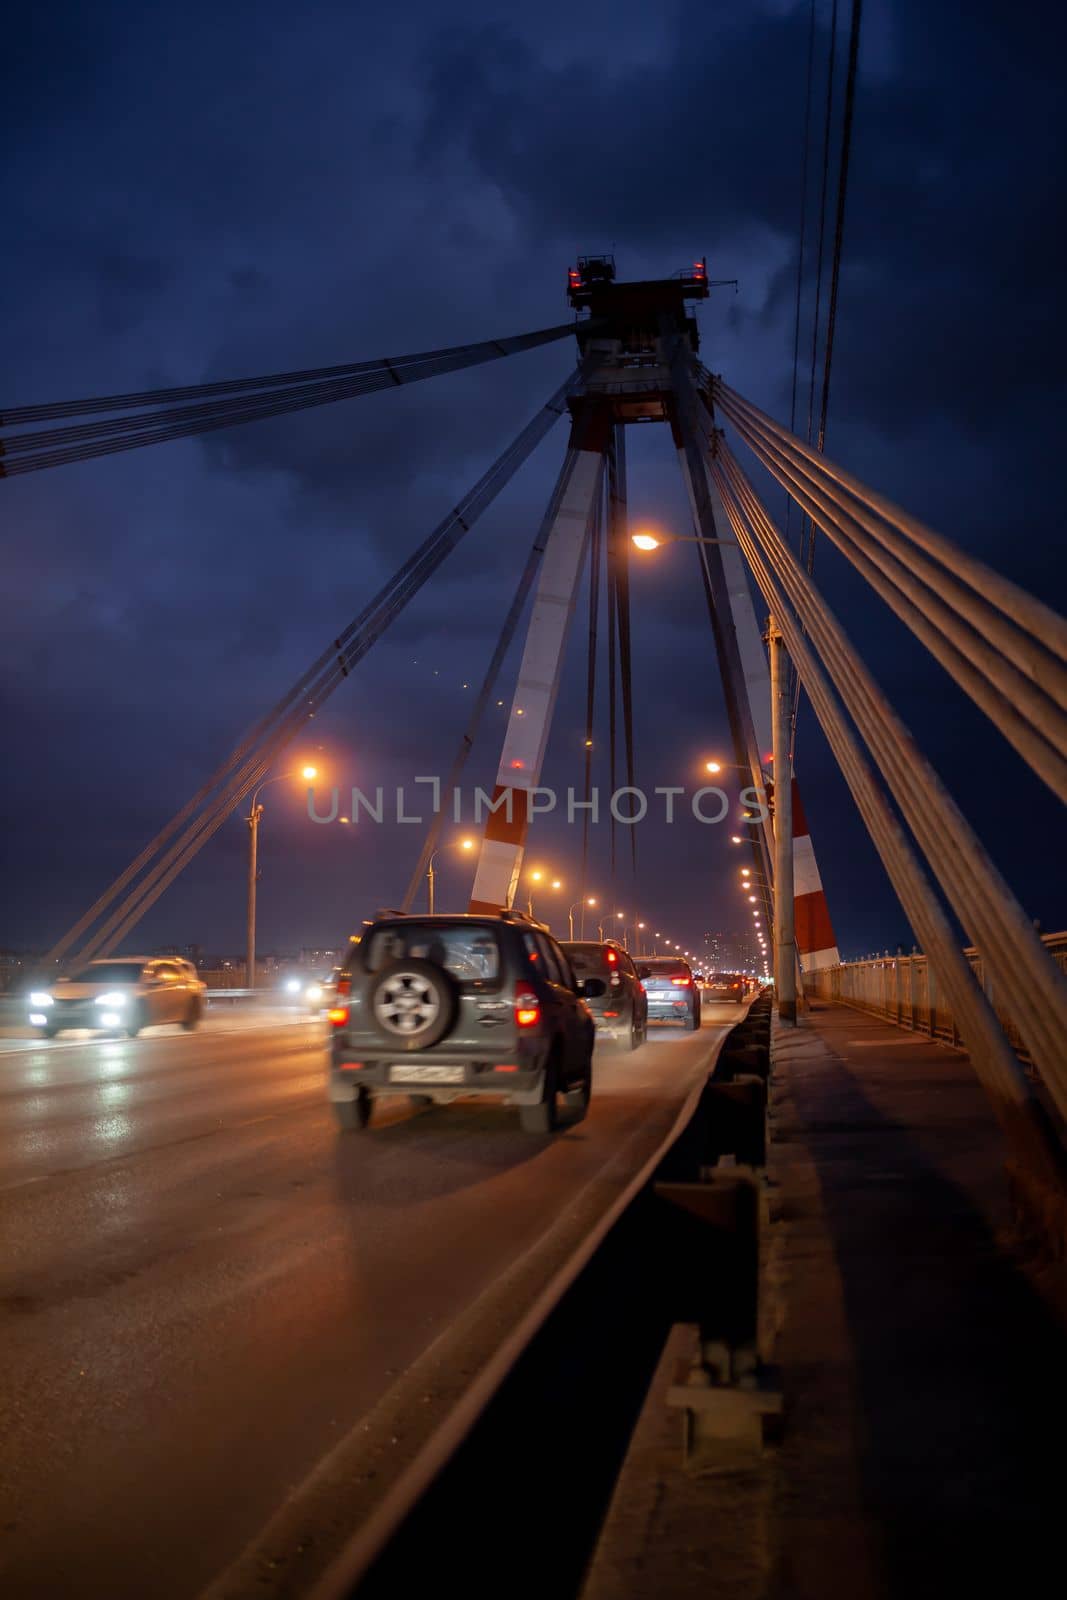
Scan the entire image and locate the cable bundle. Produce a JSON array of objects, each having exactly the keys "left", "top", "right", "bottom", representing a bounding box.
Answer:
[
  {"left": 44, "top": 369, "right": 583, "bottom": 968},
  {"left": 710, "top": 376, "right": 1067, "bottom": 804},
  {"left": 0, "top": 321, "right": 586, "bottom": 476},
  {"left": 704, "top": 423, "right": 1067, "bottom": 1120}
]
